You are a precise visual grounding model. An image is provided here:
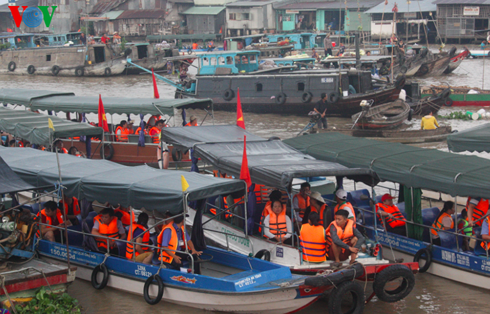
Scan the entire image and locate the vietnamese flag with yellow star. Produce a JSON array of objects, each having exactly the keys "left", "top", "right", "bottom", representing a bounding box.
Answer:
[
  {"left": 98, "top": 94, "right": 109, "bottom": 132},
  {"left": 236, "top": 88, "right": 245, "bottom": 129}
]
